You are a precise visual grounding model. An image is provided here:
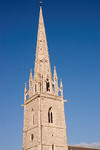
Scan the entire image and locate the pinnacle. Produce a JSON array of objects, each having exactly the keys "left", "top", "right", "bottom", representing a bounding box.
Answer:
[
  {"left": 54, "top": 66, "right": 58, "bottom": 81},
  {"left": 60, "top": 78, "right": 63, "bottom": 89},
  {"left": 24, "top": 83, "right": 27, "bottom": 93},
  {"left": 29, "top": 69, "right": 33, "bottom": 82}
]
